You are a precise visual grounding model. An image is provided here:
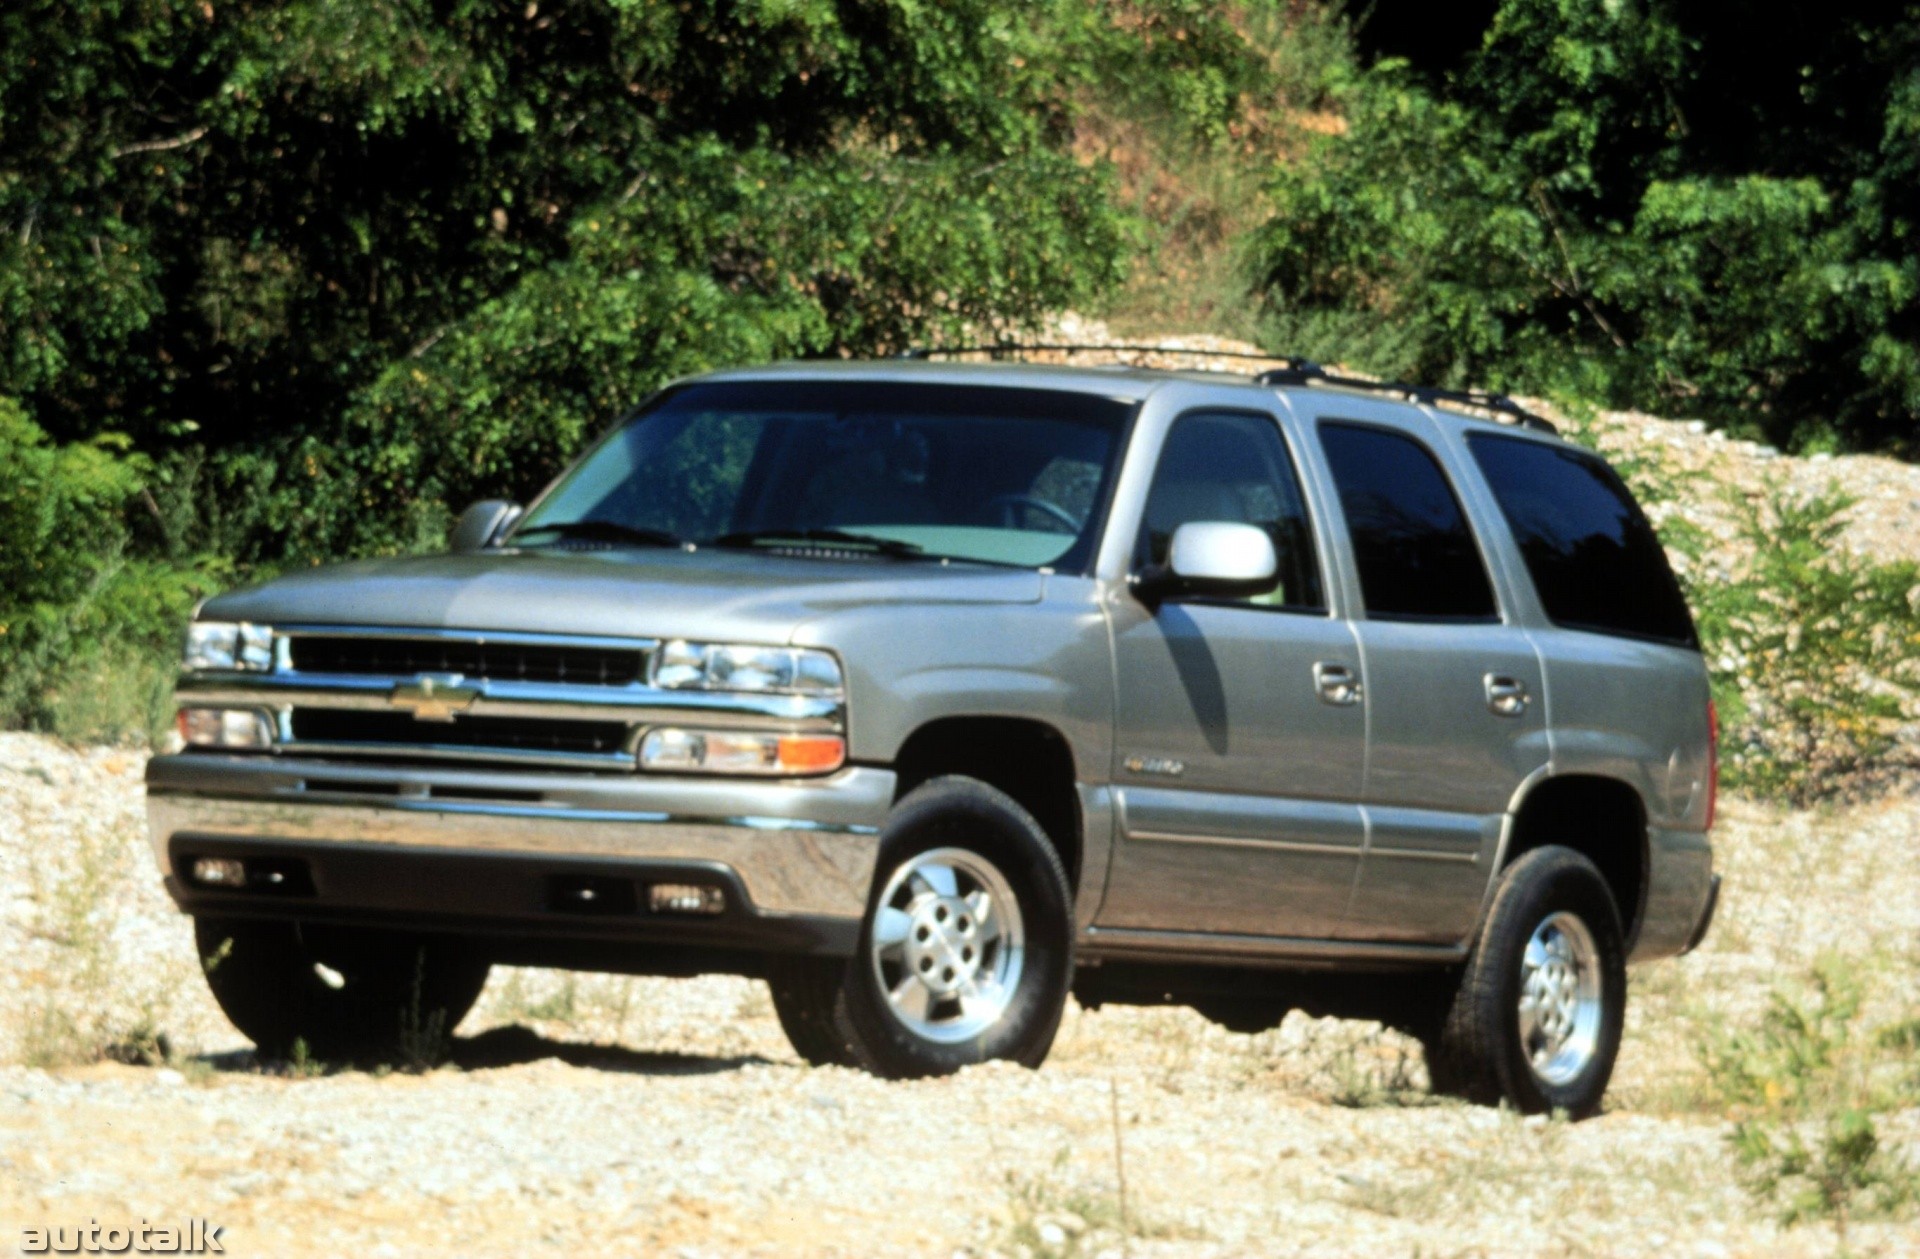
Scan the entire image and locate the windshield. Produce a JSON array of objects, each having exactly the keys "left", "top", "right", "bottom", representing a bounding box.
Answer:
[{"left": 511, "top": 380, "right": 1134, "bottom": 571}]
